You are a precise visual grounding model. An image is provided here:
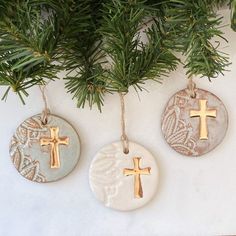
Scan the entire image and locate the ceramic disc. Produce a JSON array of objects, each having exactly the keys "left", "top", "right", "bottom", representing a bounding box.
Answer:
[
  {"left": 10, "top": 114, "right": 80, "bottom": 183},
  {"left": 89, "top": 141, "right": 158, "bottom": 211},
  {"left": 161, "top": 88, "right": 228, "bottom": 156}
]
